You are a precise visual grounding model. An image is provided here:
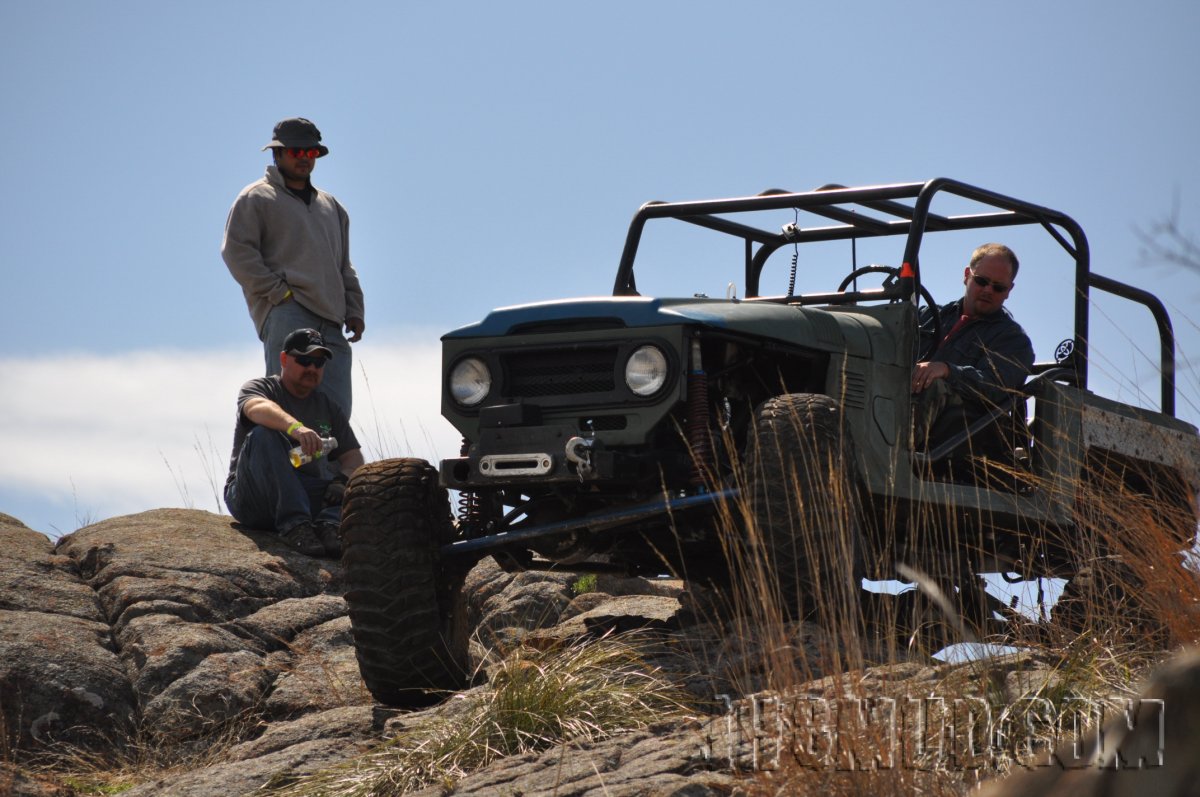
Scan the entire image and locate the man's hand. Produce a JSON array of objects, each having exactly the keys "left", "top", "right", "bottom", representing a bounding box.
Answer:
[
  {"left": 911, "top": 361, "right": 950, "bottom": 393},
  {"left": 336, "top": 449, "right": 365, "bottom": 481},
  {"left": 345, "top": 317, "right": 365, "bottom": 343},
  {"left": 323, "top": 473, "right": 349, "bottom": 506},
  {"left": 288, "top": 423, "right": 322, "bottom": 455}
]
